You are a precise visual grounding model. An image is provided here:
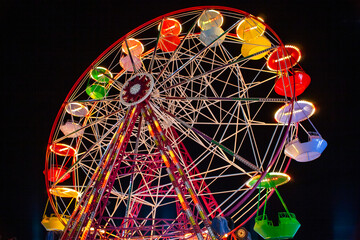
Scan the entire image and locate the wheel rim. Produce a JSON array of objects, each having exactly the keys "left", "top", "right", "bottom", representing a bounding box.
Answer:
[{"left": 45, "top": 6, "right": 298, "bottom": 239}]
